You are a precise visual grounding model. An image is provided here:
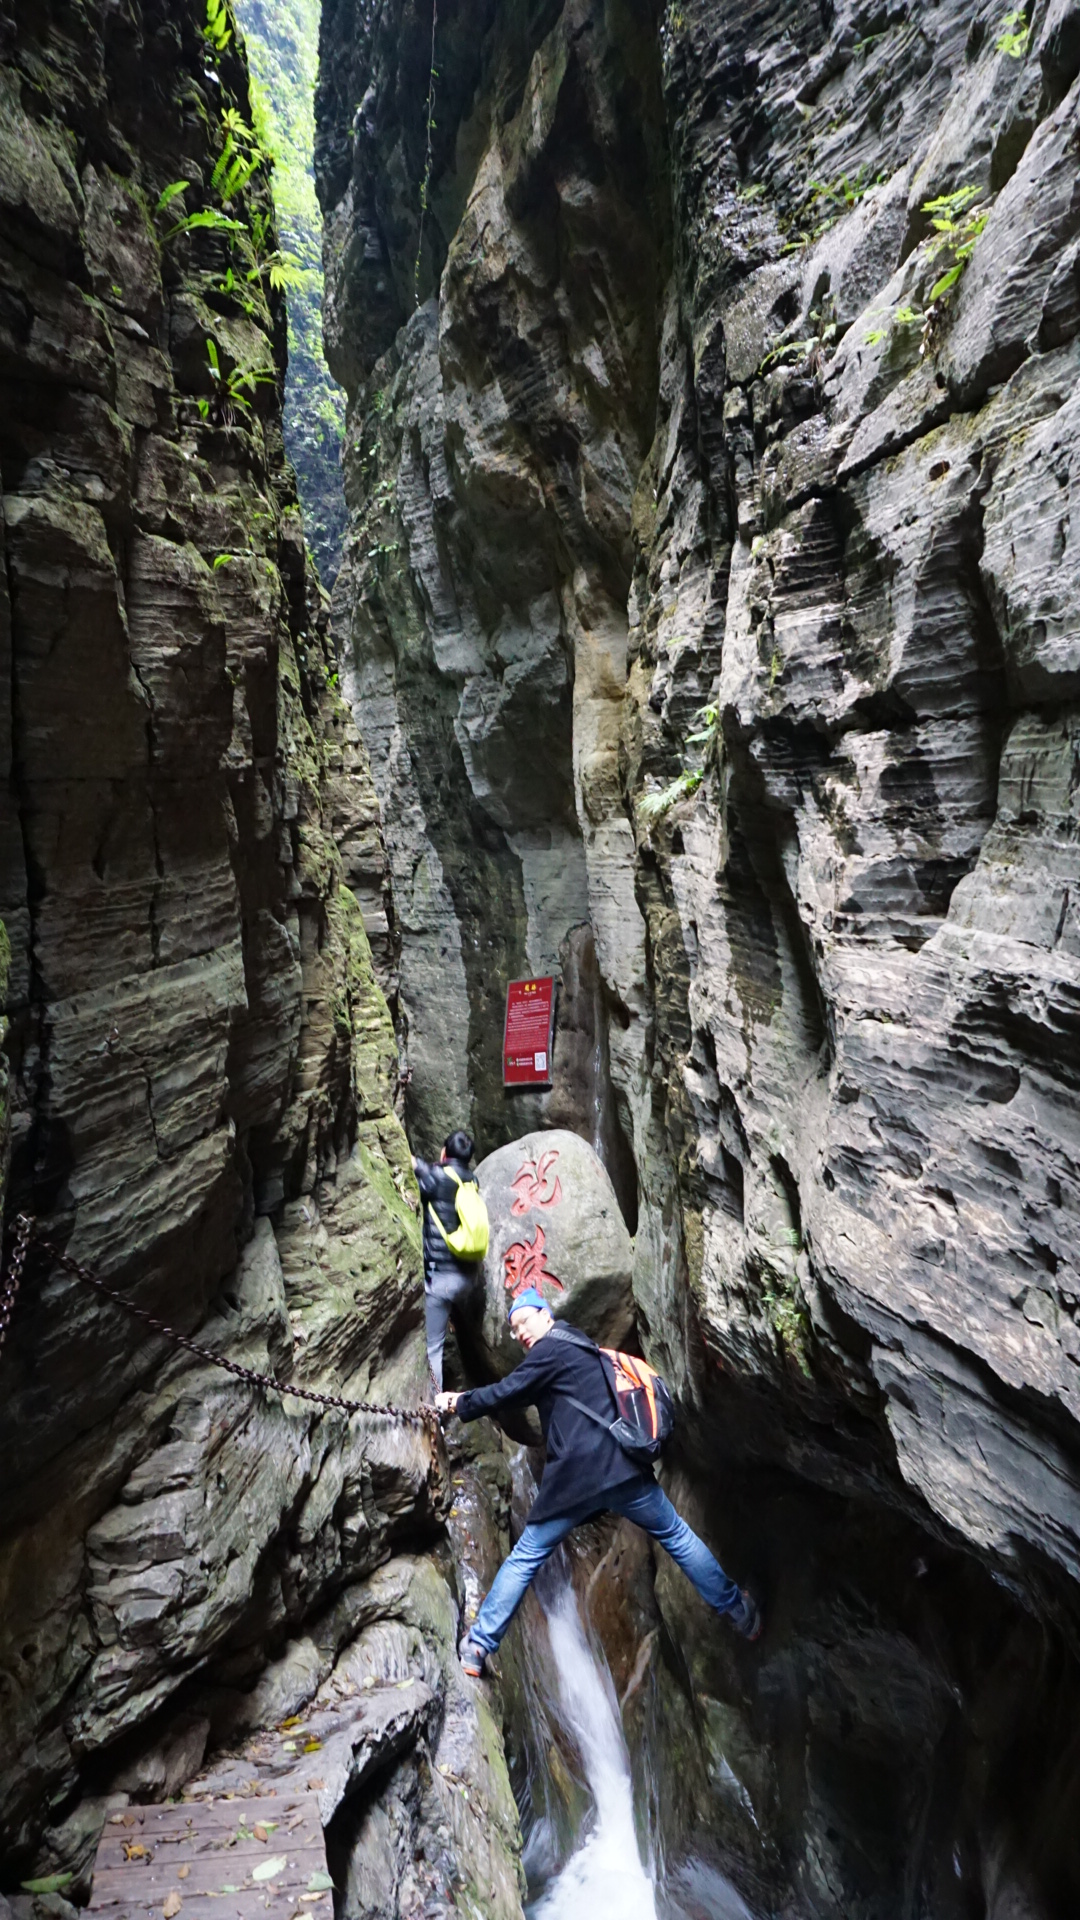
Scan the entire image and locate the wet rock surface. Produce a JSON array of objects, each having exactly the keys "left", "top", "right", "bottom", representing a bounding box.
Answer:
[{"left": 320, "top": 0, "right": 1080, "bottom": 1910}]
